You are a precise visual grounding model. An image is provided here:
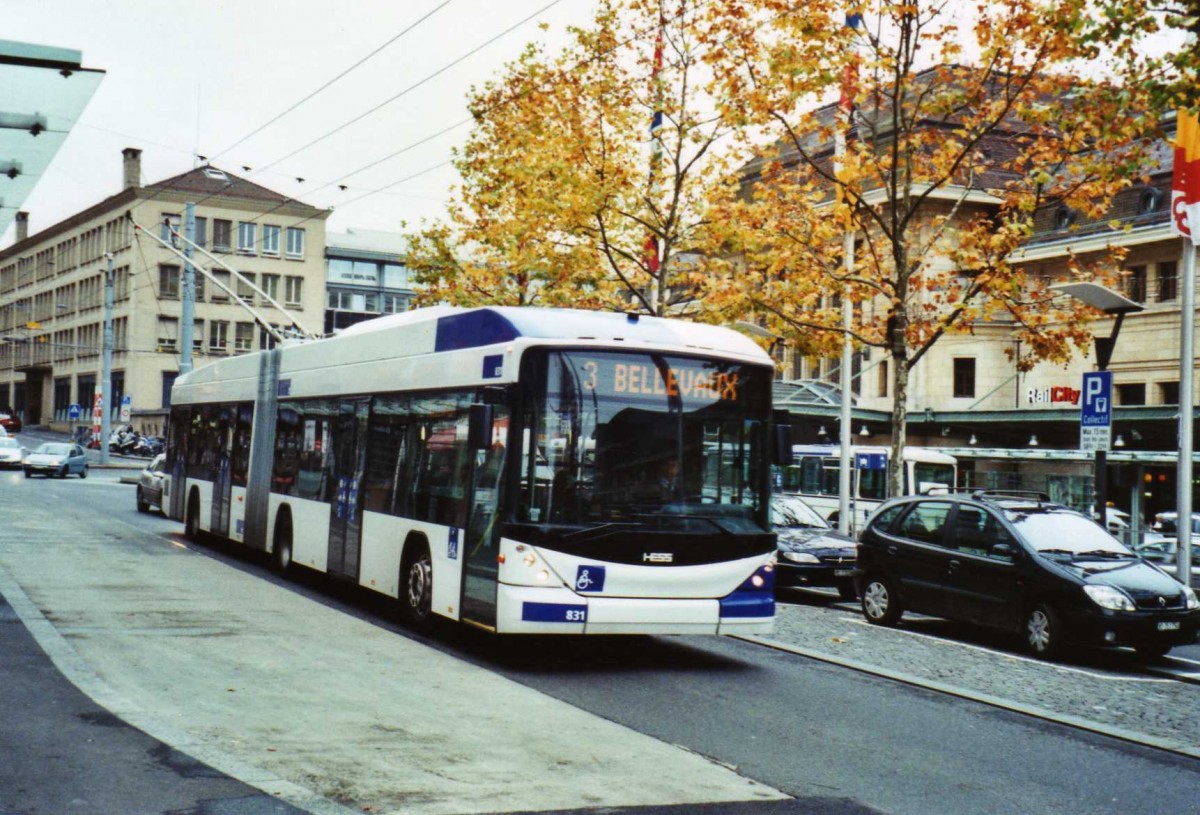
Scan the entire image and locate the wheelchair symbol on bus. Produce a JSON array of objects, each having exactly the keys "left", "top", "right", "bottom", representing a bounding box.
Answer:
[{"left": 575, "top": 565, "right": 605, "bottom": 593}]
